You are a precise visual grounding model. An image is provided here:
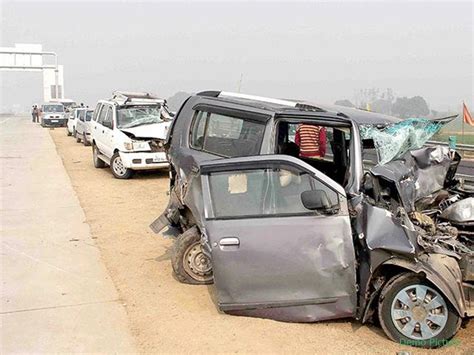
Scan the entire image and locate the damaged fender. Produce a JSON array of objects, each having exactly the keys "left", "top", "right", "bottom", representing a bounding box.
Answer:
[{"left": 379, "top": 254, "right": 466, "bottom": 317}]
